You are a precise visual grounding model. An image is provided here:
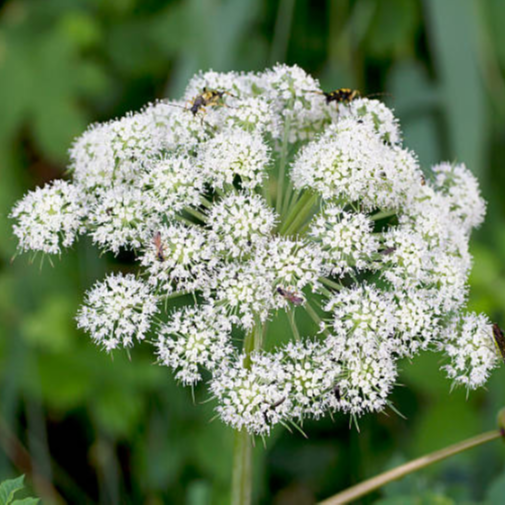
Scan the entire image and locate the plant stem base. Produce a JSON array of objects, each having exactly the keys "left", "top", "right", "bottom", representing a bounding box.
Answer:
[{"left": 232, "top": 429, "right": 252, "bottom": 505}]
